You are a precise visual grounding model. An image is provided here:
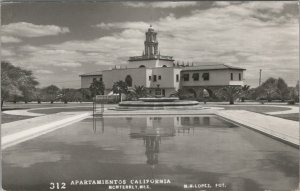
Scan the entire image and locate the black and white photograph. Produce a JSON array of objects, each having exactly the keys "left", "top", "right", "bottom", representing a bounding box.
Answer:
[{"left": 1, "top": 1, "right": 299, "bottom": 191}]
